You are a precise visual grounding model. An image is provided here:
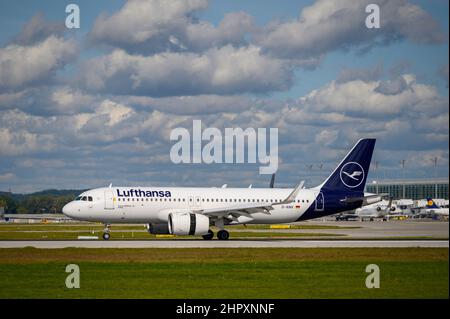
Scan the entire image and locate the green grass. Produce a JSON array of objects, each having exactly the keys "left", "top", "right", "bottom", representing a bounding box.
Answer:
[{"left": 0, "top": 248, "right": 447, "bottom": 299}]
